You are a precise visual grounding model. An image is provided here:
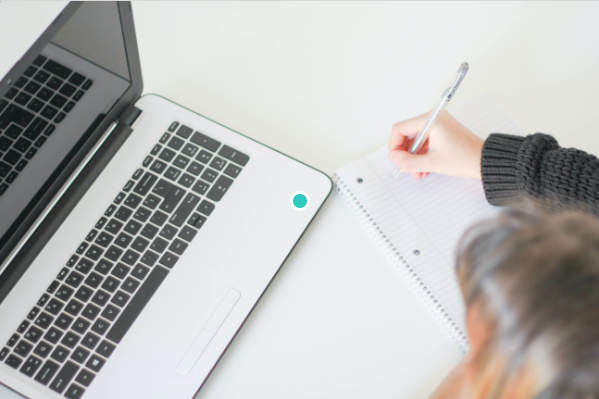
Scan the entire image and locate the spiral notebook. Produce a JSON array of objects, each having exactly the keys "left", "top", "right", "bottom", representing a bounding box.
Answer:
[{"left": 332, "top": 93, "right": 525, "bottom": 352}]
